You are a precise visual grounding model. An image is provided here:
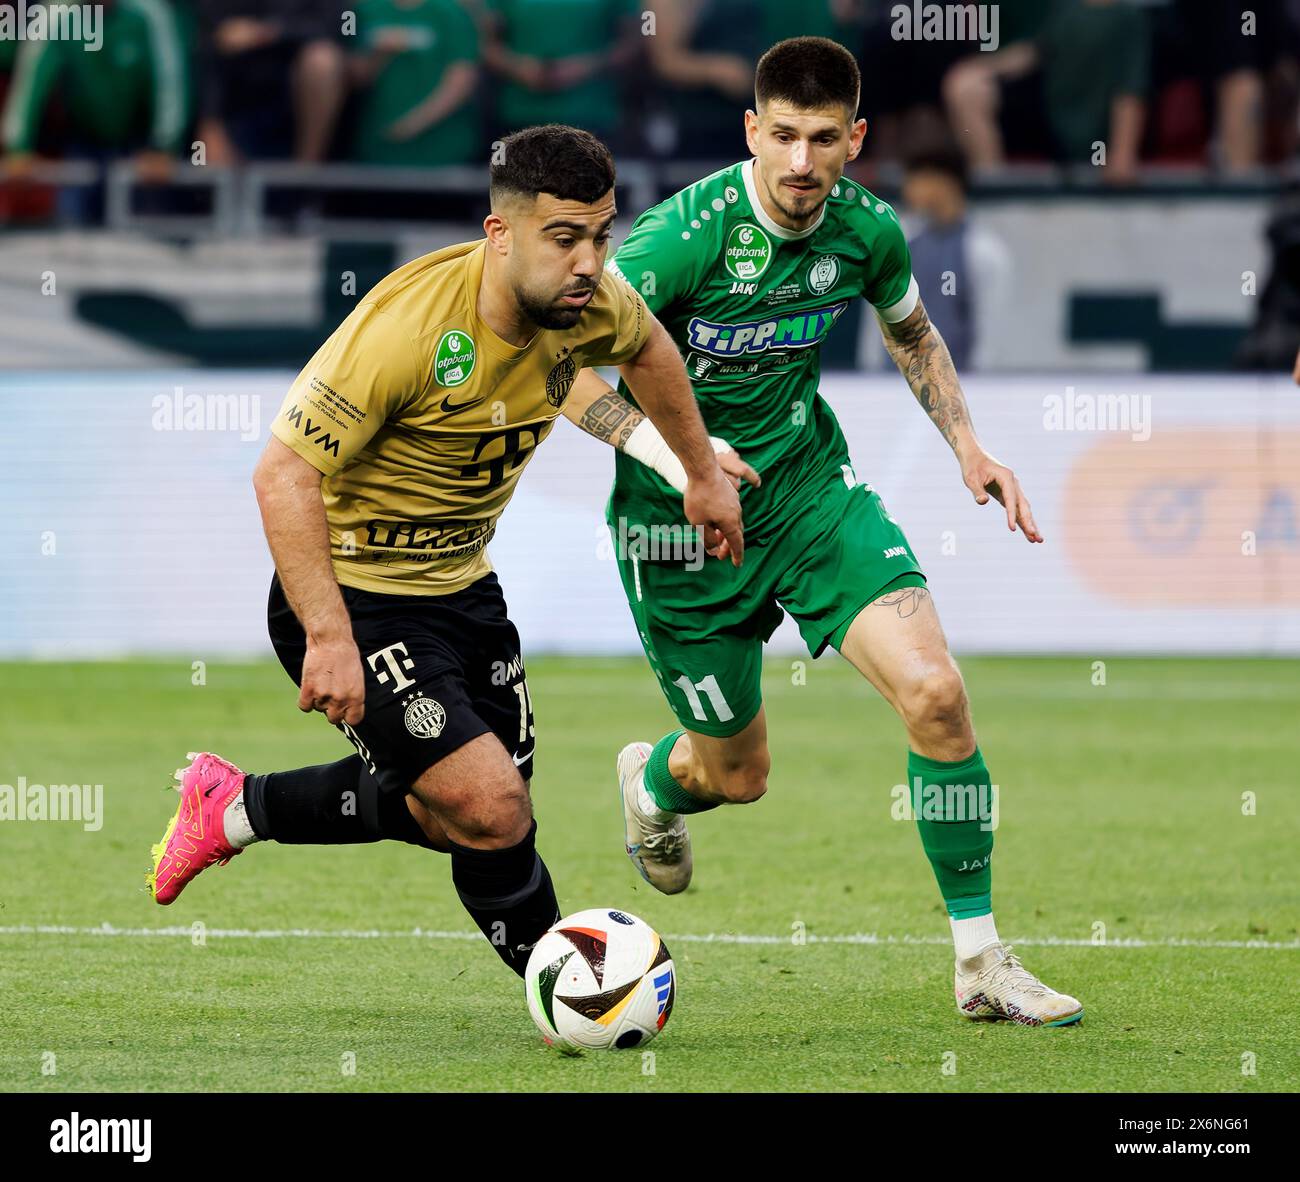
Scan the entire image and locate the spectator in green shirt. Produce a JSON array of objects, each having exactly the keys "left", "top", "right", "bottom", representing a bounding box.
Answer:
[
  {"left": 2, "top": 0, "right": 190, "bottom": 175},
  {"left": 350, "top": 0, "right": 481, "bottom": 166},
  {"left": 481, "top": 0, "right": 639, "bottom": 144}
]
